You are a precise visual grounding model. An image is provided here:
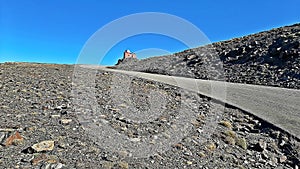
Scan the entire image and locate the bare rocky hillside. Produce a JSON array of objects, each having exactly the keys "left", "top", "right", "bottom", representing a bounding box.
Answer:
[{"left": 117, "top": 24, "right": 300, "bottom": 89}]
